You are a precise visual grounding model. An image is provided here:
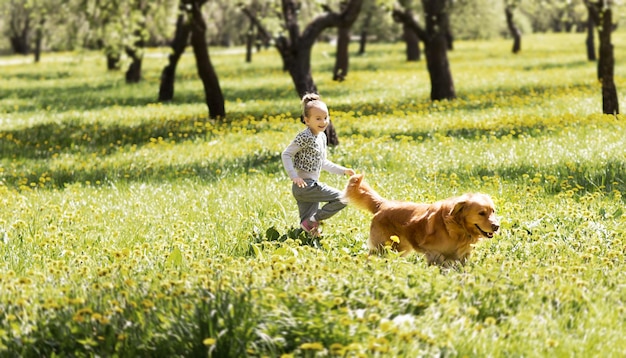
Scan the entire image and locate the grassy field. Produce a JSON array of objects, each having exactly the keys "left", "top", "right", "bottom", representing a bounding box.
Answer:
[{"left": 1, "top": 32, "right": 626, "bottom": 356}]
